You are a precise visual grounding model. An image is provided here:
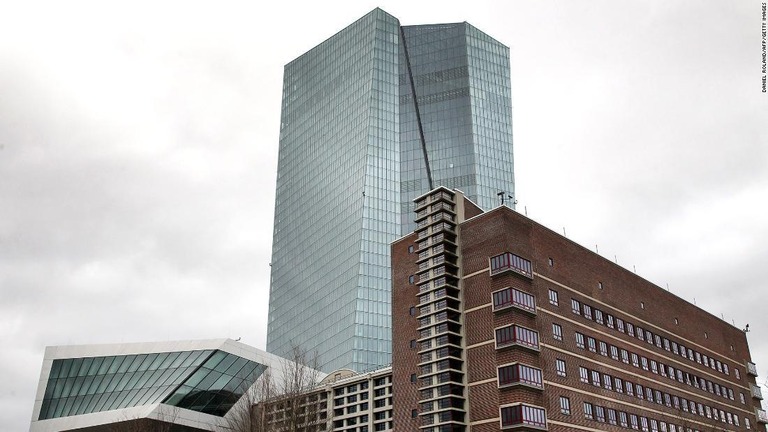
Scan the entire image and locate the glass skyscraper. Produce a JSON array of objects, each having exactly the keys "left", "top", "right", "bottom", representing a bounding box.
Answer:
[{"left": 267, "top": 8, "right": 515, "bottom": 373}]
